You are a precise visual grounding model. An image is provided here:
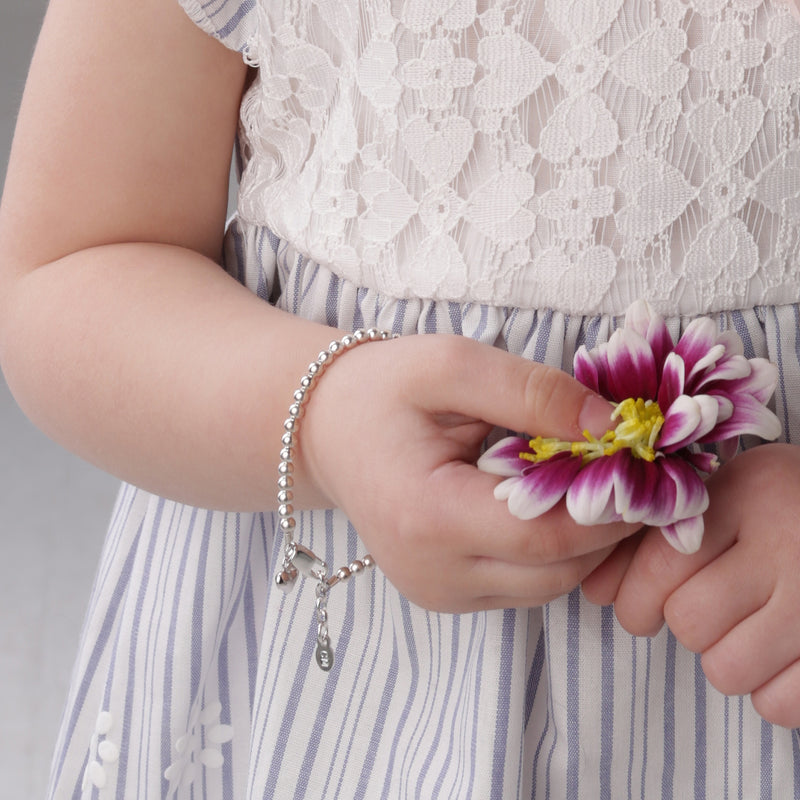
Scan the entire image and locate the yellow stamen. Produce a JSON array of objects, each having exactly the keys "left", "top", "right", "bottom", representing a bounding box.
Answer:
[{"left": 519, "top": 398, "right": 665, "bottom": 465}]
